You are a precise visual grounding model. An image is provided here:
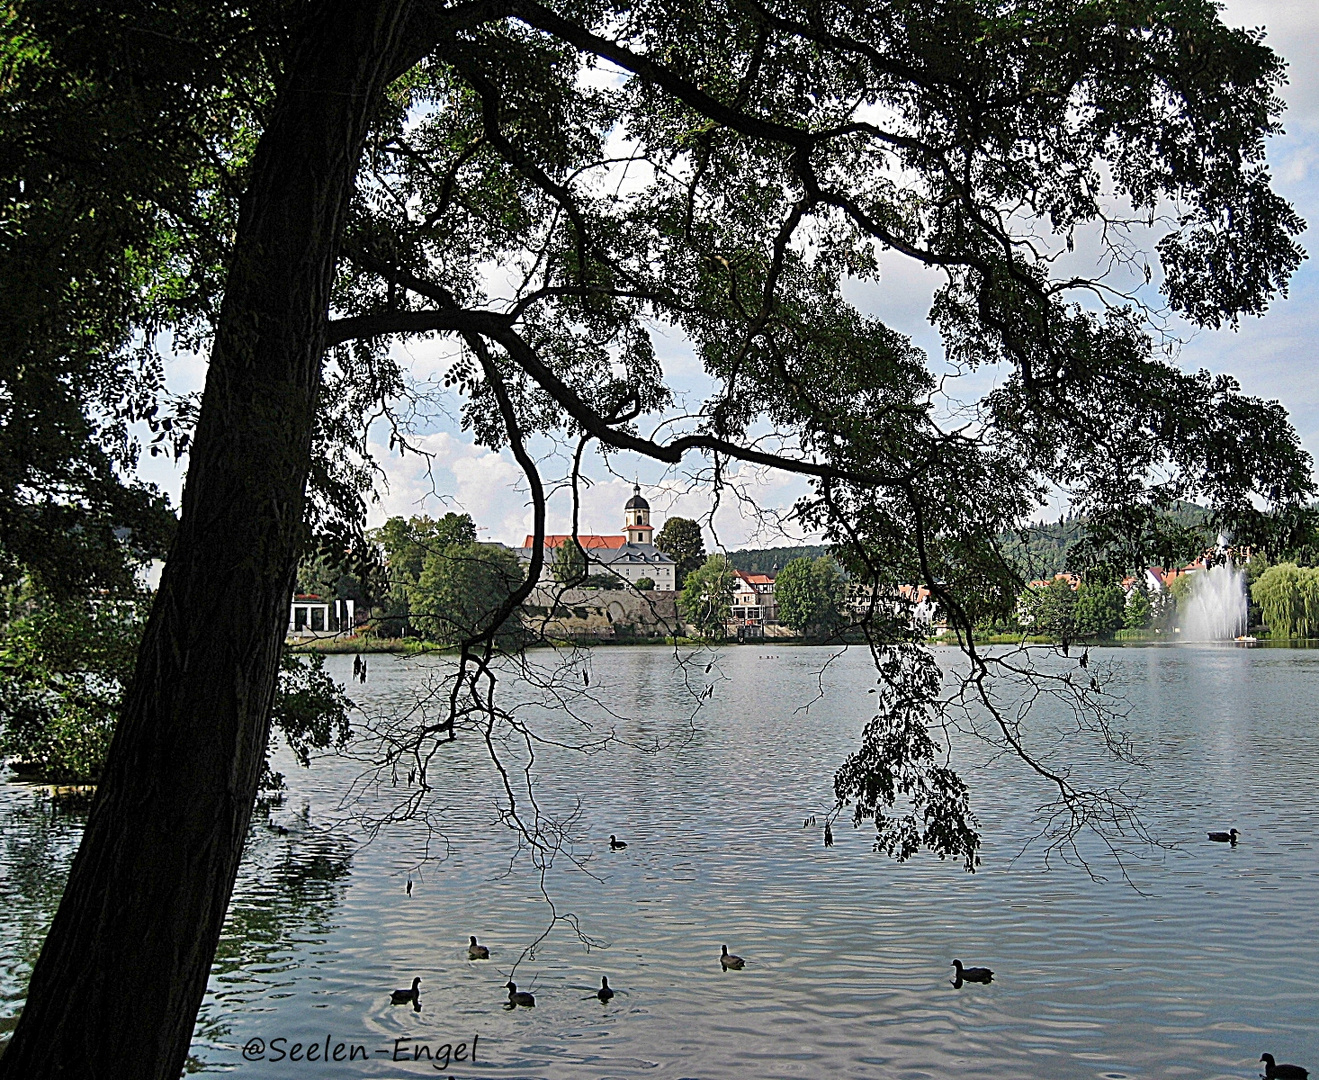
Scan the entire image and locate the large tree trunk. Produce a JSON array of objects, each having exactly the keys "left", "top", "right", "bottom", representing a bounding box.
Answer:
[{"left": 0, "top": 4, "right": 413, "bottom": 1077}]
